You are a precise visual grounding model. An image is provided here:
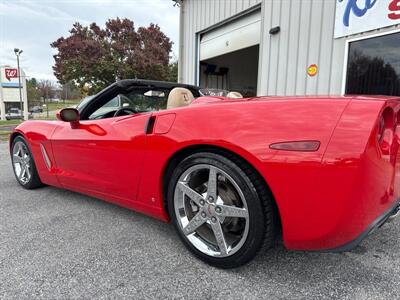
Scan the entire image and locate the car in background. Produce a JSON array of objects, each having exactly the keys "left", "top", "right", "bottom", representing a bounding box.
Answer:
[
  {"left": 6, "top": 108, "right": 33, "bottom": 120},
  {"left": 29, "top": 106, "right": 43, "bottom": 113}
]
